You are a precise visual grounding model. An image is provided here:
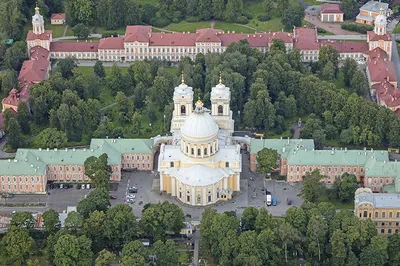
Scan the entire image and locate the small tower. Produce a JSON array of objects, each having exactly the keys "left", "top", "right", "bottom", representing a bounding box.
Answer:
[
  {"left": 32, "top": 4, "right": 45, "bottom": 35},
  {"left": 210, "top": 73, "right": 234, "bottom": 132},
  {"left": 374, "top": 8, "right": 387, "bottom": 35},
  {"left": 171, "top": 72, "right": 194, "bottom": 133}
]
